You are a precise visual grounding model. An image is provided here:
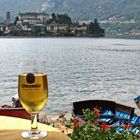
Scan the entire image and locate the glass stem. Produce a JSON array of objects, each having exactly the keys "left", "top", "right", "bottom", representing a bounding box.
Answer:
[{"left": 31, "top": 114, "right": 40, "bottom": 134}]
